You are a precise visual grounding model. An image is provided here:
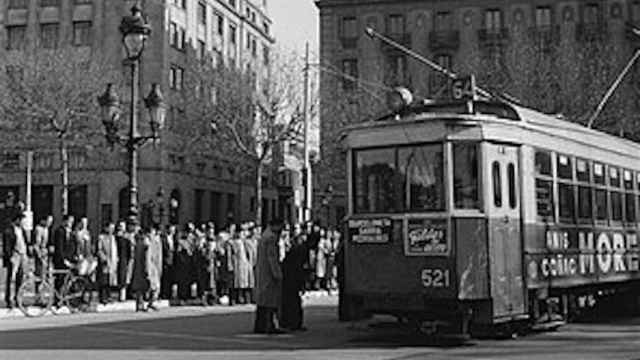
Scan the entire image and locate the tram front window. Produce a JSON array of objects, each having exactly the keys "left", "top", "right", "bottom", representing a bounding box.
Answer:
[{"left": 353, "top": 144, "right": 444, "bottom": 213}]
